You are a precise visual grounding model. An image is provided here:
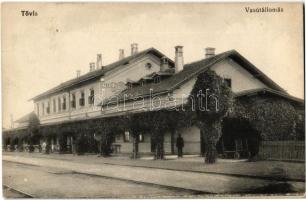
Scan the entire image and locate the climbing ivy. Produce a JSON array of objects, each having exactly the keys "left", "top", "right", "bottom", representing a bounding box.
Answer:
[
  {"left": 234, "top": 97, "right": 297, "bottom": 141},
  {"left": 189, "top": 70, "right": 233, "bottom": 163}
]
